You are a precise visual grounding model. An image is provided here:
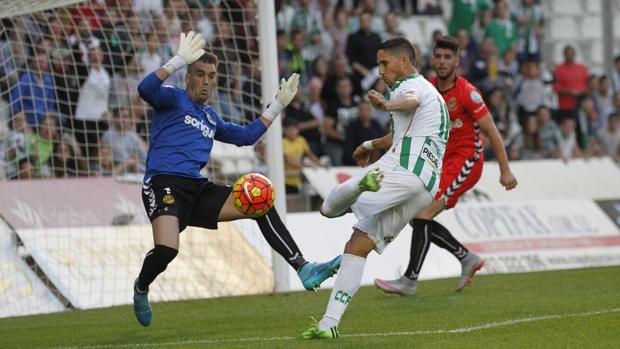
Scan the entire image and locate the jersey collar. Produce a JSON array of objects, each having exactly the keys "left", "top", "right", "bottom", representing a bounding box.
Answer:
[
  {"left": 432, "top": 75, "right": 459, "bottom": 94},
  {"left": 390, "top": 73, "right": 419, "bottom": 90}
]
